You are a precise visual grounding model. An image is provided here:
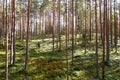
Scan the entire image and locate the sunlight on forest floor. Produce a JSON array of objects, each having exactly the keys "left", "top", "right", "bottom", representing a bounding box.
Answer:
[{"left": 0, "top": 39, "right": 120, "bottom": 80}]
